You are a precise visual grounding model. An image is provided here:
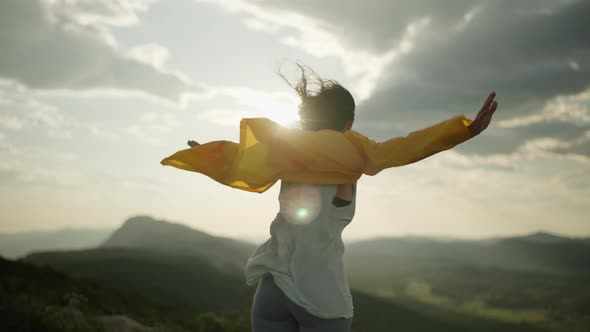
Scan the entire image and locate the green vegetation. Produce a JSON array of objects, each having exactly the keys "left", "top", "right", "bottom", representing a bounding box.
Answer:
[
  {"left": 0, "top": 257, "right": 251, "bottom": 331},
  {"left": 345, "top": 252, "right": 590, "bottom": 331},
  {"left": 25, "top": 247, "right": 251, "bottom": 312}
]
